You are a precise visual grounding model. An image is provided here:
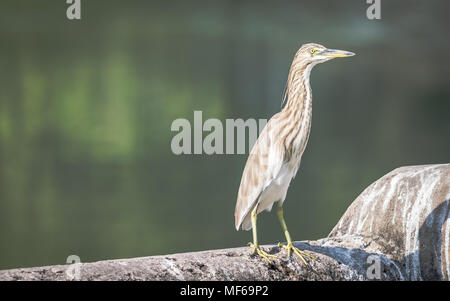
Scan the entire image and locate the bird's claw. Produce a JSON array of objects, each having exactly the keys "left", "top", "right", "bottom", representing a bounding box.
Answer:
[
  {"left": 249, "top": 243, "right": 278, "bottom": 264},
  {"left": 277, "top": 242, "right": 317, "bottom": 265}
]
